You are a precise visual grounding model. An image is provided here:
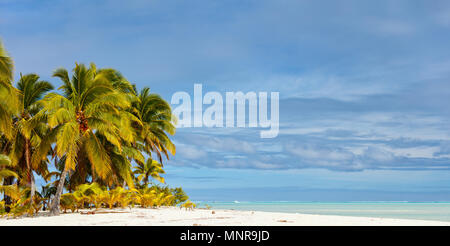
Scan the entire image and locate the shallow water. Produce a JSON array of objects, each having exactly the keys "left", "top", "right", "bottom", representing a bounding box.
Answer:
[{"left": 195, "top": 201, "right": 450, "bottom": 222}]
